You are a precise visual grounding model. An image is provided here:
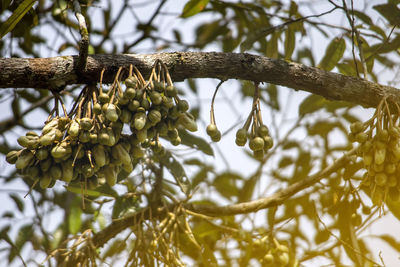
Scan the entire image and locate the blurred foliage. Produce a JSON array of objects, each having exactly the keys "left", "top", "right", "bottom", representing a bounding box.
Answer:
[{"left": 1, "top": 0, "right": 400, "bottom": 266}]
